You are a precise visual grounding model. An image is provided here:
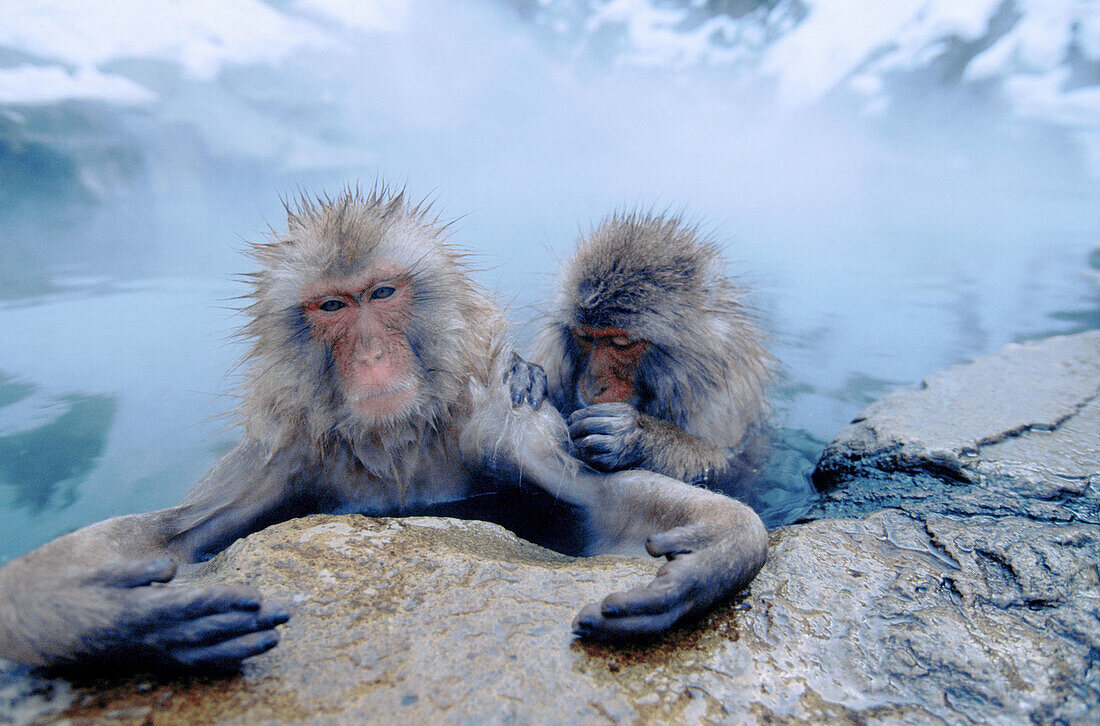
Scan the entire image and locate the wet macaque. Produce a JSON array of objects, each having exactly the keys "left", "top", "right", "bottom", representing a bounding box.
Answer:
[
  {"left": 530, "top": 212, "right": 773, "bottom": 487},
  {"left": 0, "top": 190, "right": 767, "bottom": 671}
]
